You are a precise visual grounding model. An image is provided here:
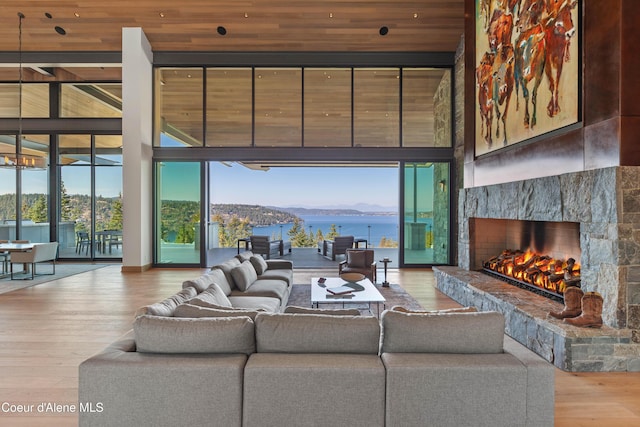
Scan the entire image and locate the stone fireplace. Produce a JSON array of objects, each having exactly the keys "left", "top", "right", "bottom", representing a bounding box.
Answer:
[{"left": 435, "top": 167, "right": 640, "bottom": 371}]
